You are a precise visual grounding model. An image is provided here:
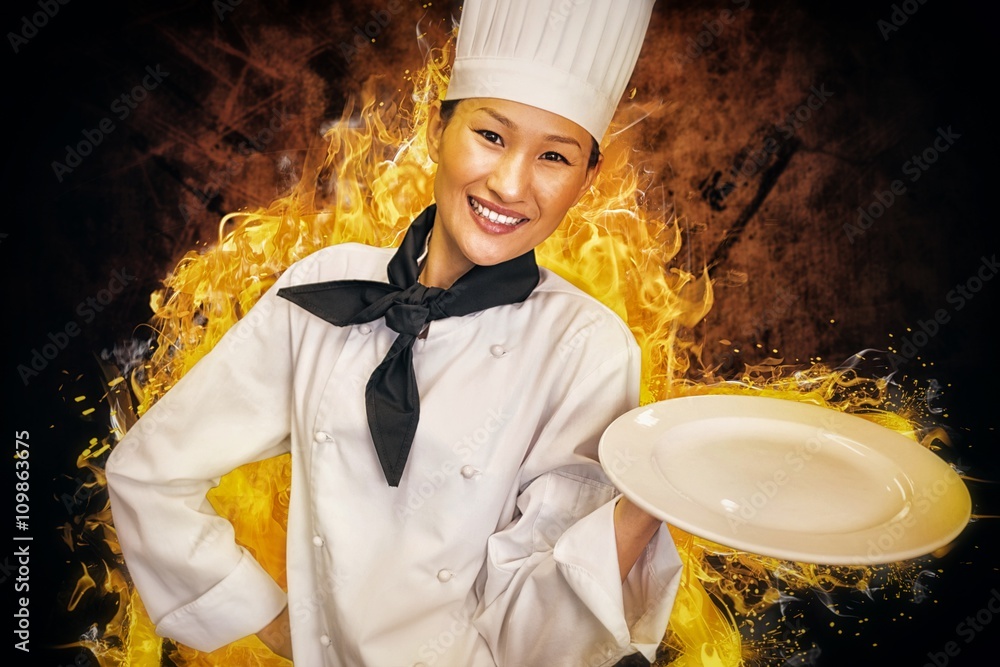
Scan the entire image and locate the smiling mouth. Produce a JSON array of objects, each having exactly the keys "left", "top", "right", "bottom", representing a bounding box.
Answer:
[{"left": 468, "top": 197, "right": 528, "bottom": 226}]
